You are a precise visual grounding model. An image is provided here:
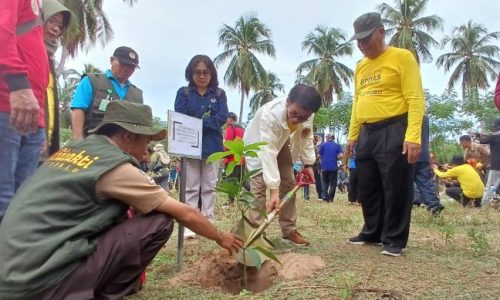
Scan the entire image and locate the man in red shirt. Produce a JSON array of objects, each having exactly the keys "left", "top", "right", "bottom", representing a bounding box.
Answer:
[
  {"left": 0, "top": 0, "right": 49, "bottom": 223},
  {"left": 495, "top": 72, "right": 500, "bottom": 110},
  {"left": 223, "top": 112, "right": 249, "bottom": 206}
]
